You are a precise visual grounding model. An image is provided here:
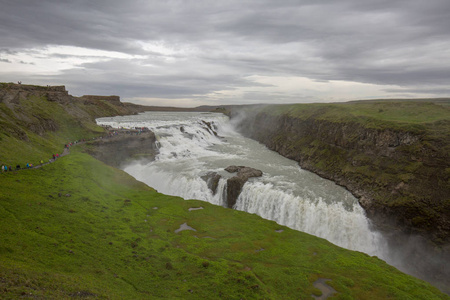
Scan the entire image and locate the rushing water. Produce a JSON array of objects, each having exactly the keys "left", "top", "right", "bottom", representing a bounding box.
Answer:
[
  {"left": 97, "top": 111, "right": 389, "bottom": 258},
  {"left": 96, "top": 111, "right": 450, "bottom": 293}
]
